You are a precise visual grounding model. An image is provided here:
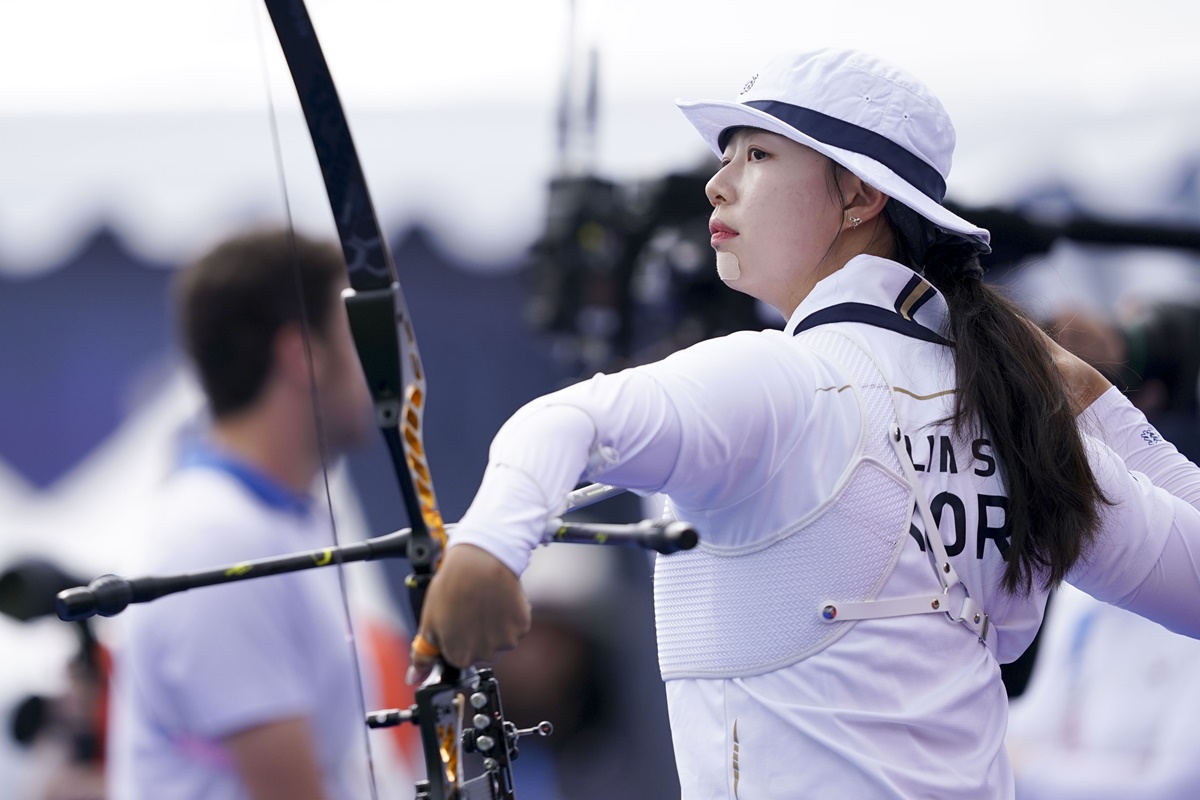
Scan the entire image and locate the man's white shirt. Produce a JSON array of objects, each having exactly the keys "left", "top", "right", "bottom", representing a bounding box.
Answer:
[{"left": 107, "top": 454, "right": 370, "bottom": 800}]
